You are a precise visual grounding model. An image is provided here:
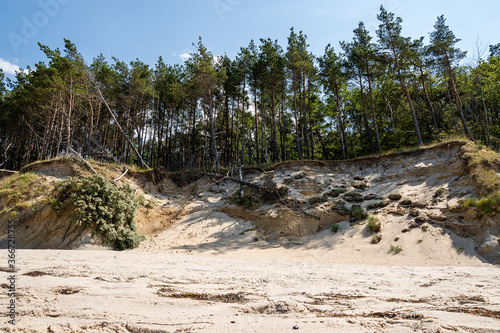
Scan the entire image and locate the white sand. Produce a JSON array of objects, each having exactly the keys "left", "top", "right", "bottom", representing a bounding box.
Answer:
[
  {"left": 2, "top": 249, "right": 499, "bottom": 332},
  {"left": 2, "top": 142, "right": 500, "bottom": 332}
]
